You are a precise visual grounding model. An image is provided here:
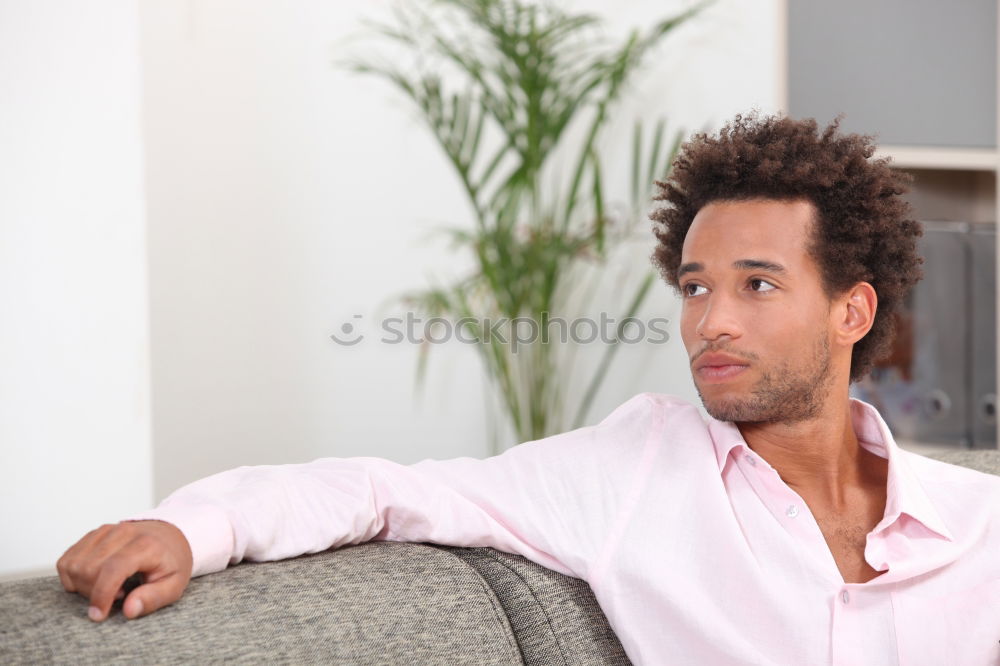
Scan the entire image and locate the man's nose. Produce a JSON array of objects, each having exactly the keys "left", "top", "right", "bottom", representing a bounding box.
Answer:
[{"left": 695, "top": 296, "right": 742, "bottom": 341}]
